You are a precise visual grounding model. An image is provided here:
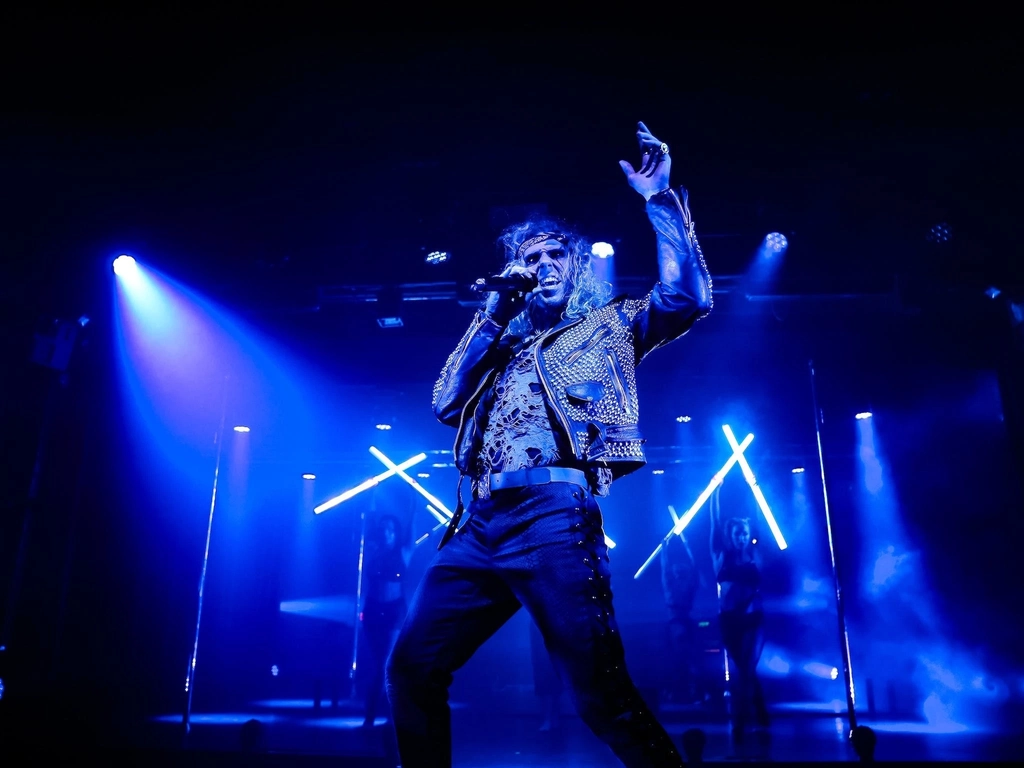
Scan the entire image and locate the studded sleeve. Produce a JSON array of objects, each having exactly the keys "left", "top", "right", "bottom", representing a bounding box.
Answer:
[
  {"left": 624, "top": 186, "right": 713, "bottom": 362},
  {"left": 431, "top": 311, "right": 506, "bottom": 427}
]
